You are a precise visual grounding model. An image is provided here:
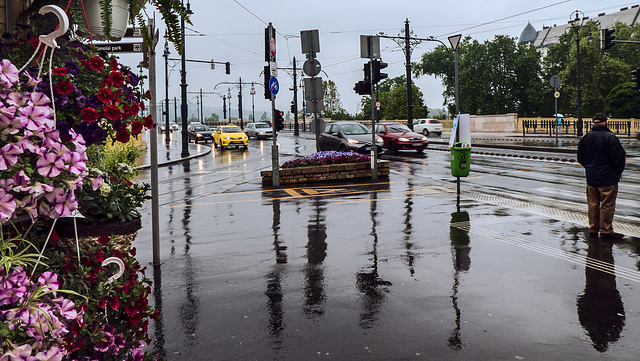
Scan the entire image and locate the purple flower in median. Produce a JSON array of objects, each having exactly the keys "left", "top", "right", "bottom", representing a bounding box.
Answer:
[
  {"left": 36, "top": 152, "right": 64, "bottom": 177},
  {"left": 281, "top": 151, "right": 370, "bottom": 169}
]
